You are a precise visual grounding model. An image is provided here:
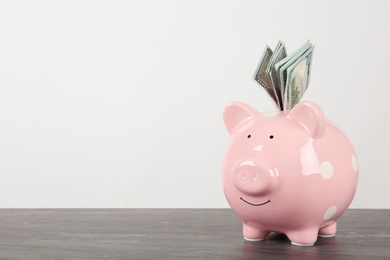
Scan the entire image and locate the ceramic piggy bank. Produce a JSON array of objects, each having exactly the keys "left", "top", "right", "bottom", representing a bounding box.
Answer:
[{"left": 222, "top": 101, "right": 358, "bottom": 246}]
